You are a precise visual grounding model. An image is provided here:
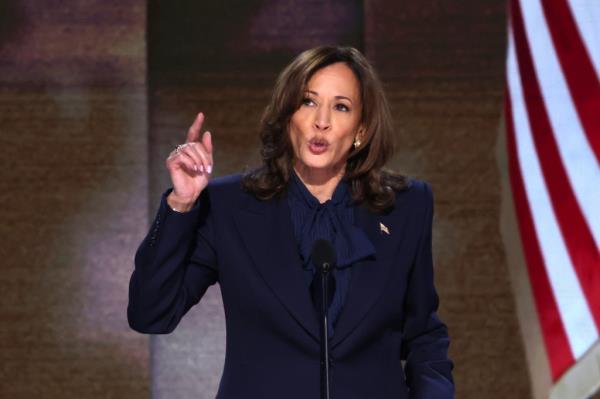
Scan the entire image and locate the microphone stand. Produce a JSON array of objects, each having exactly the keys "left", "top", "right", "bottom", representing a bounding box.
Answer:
[{"left": 318, "top": 261, "right": 332, "bottom": 399}]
